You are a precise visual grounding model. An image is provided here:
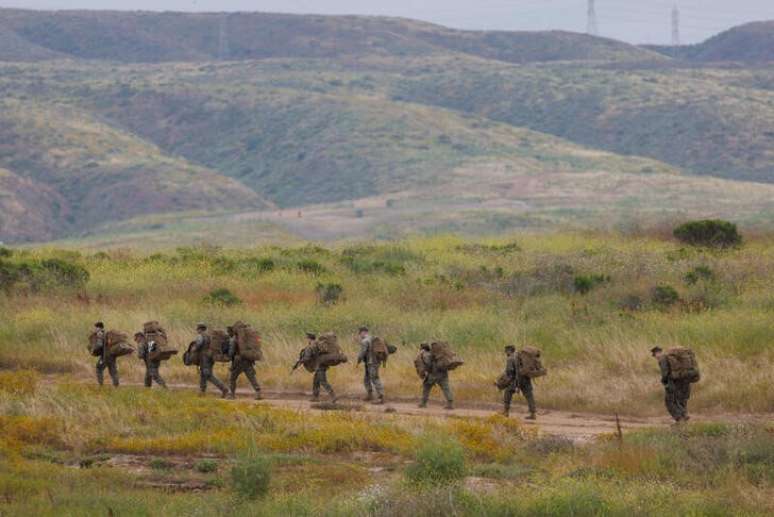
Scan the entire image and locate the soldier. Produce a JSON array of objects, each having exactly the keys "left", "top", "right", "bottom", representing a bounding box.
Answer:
[
  {"left": 135, "top": 332, "right": 167, "bottom": 389},
  {"left": 502, "top": 345, "right": 536, "bottom": 420},
  {"left": 357, "top": 326, "right": 384, "bottom": 404},
  {"left": 94, "top": 322, "right": 119, "bottom": 387},
  {"left": 307, "top": 332, "right": 337, "bottom": 403},
  {"left": 651, "top": 346, "right": 691, "bottom": 423},
  {"left": 194, "top": 323, "right": 228, "bottom": 398},
  {"left": 418, "top": 343, "right": 453, "bottom": 410},
  {"left": 227, "top": 326, "right": 262, "bottom": 400}
]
